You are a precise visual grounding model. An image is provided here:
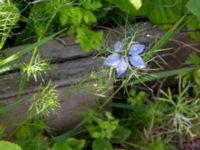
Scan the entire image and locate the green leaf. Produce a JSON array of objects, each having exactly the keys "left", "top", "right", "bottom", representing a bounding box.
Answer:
[
  {"left": 83, "top": 11, "right": 97, "bottom": 24},
  {"left": 186, "top": 0, "right": 200, "bottom": 22},
  {"left": 147, "top": 0, "right": 180, "bottom": 29},
  {"left": 111, "top": 127, "right": 131, "bottom": 144},
  {"left": 66, "top": 138, "right": 85, "bottom": 150},
  {"left": 52, "top": 143, "right": 71, "bottom": 150},
  {"left": 187, "top": 52, "right": 200, "bottom": 65},
  {"left": 0, "top": 141, "right": 22, "bottom": 150},
  {"left": 76, "top": 27, "right": 103, "bottom": 52},
  {"left": 186, "top": 15, "right": 200, "bottom": 42},
  {"left": 129, "top": 0, "right": 143, "bottom": 10},
  {"left": 69, "top": 7, "right": 83, "bottom": 27},
  {"left": 52, "top": 138, "right": 85, "bottom": 150},
  {"left": 108, "top": 0, "right": 146, "bottom": 15},
  {"left": 92, "top": 139, "right": 112, "bottom": 150},
  {"left": 59, "top": 10, "right": 69, "bottom": 26},
  {"left": 82, "top": 0, "right": 102, "bottom": 10}
]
